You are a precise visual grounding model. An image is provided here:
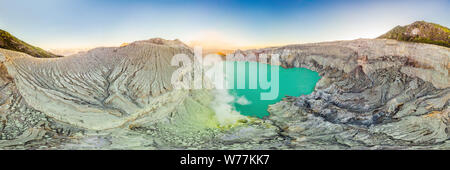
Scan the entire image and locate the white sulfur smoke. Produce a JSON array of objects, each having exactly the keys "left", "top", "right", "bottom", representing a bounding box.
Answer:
[
  {"left": 203, "top": 54, "right": 248, "bottom": 126},
  {"left": 210, "top": 89, "right": 248, "bottom": 126},
  {"left": 236, "top": 96, "right": 251, "bottom": 105}
]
